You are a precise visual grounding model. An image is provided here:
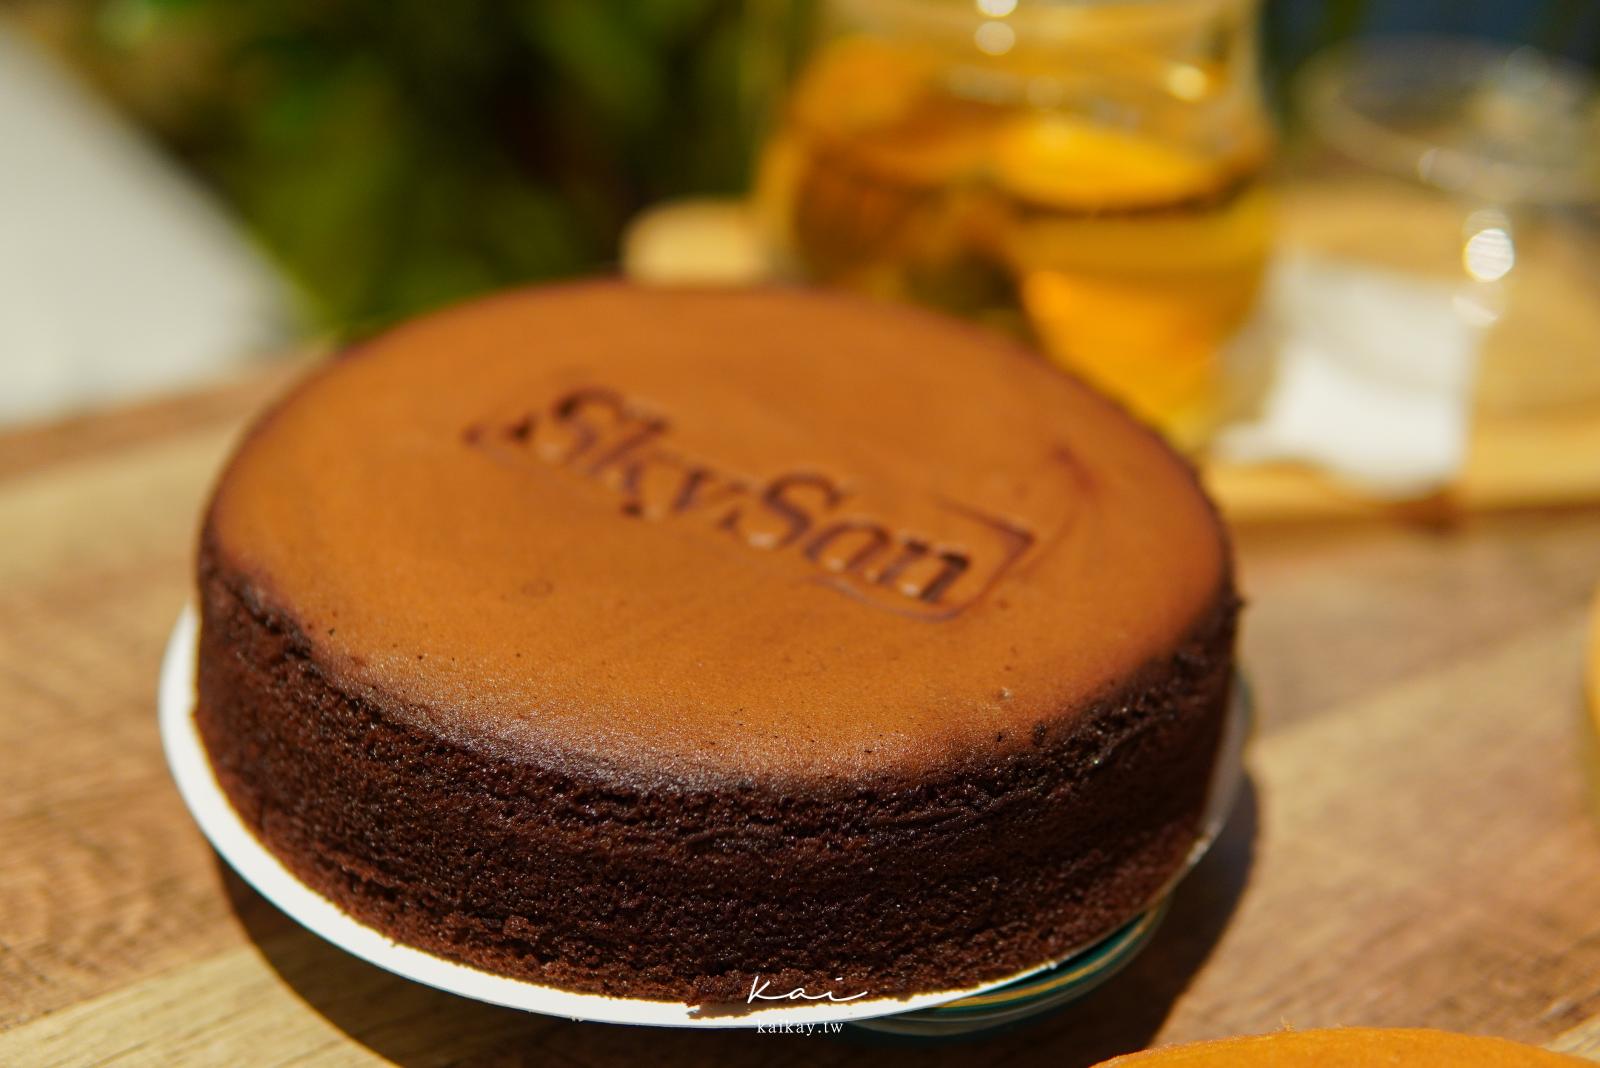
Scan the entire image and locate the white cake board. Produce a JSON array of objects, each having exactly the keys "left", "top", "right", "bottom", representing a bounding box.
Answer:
[{"left": 160, "top": 604, "right": 1248, "bottom": 1029}]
